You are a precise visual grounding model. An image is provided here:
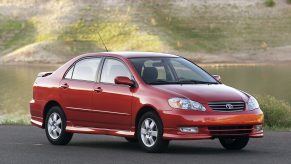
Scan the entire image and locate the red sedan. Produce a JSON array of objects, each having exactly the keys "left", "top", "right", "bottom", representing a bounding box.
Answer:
[{"left": 30, "top": 52, "right": 263, "bottom": 153}]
